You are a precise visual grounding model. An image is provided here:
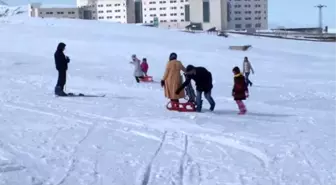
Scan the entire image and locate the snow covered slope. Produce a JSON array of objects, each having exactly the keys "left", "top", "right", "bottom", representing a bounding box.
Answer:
[{"left": 0, "top": 16, "right": 335, "bottom": 185}]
